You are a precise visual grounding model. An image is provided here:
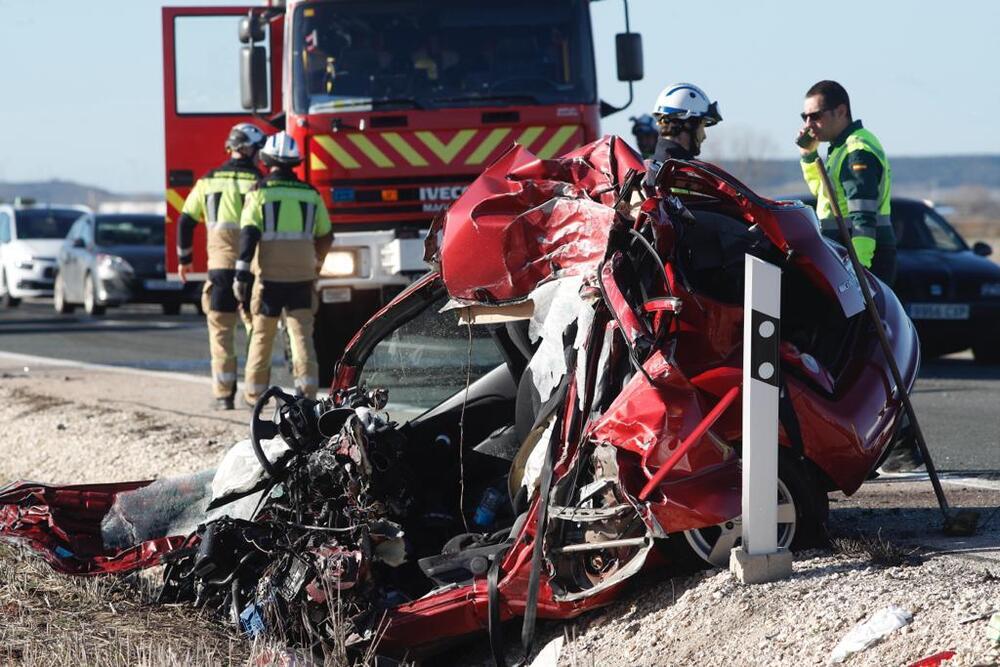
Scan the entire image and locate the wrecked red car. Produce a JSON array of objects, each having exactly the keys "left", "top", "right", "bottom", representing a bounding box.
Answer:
[{"left": 0, "top": 137, "right": 919, "bottom": 660}]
